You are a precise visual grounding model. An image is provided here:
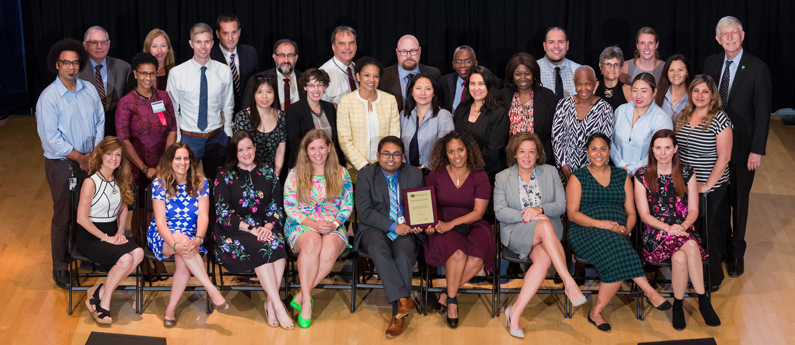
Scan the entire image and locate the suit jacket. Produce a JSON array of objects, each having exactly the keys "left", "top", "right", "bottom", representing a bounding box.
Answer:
[
  {"left": 378, "top": 64, "right": 441, "bottom": 113},
  {"left": 499, "top": 87, "right": 557, "bottom": 165},
  {"left": 336, "top": 90, "right": 401, "bottom": 179},
  {"left": 211, "top": 44, "right": 260, "bottom": 112},
  {"left": 438, "top": 72, "right": 460, "bottom": 112},
  {"left": 353, "top": 163, "right": 424, "bottom": 251},
  {"left": 703, "top": 51, "right": 771, "bottom": 163},
  {"left": 494, "top": 164, "right": 566, "bottom": 250},
  {"left": 285, "top": 98, "right": 345, "bottom": 168},
  {"left": 78, "top": 56, "right": 131, "bottom": 136},
  {"left": 242, "top": 68, "right": 304, "bottom": 111}
]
